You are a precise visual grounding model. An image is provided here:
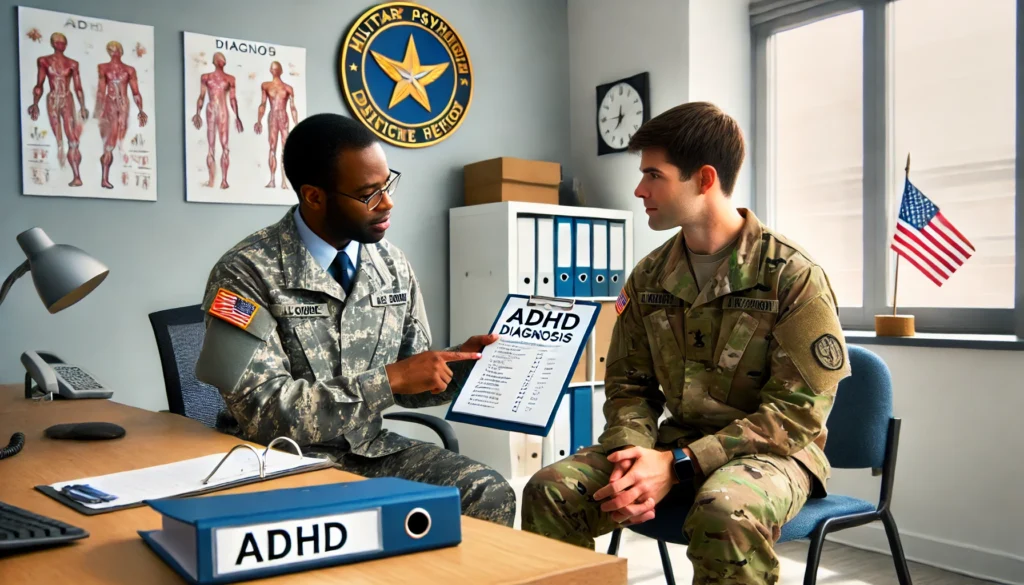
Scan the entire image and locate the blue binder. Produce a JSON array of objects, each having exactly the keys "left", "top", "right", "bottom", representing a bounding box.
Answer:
[
  {"left": 139, "top": 478, "right": 461, "bottom": 585},
  {"left": 569, "top": 386, "right": 593, "bottom": 453},
  {"left": 554, "top": 217, "right": 574, "bottom": 297},
  {"left": 573, "top": 219, "right": 593, "bottom": 297},
  {"left": 608, "top": 220, "right": 626, "bottom": 296}
]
